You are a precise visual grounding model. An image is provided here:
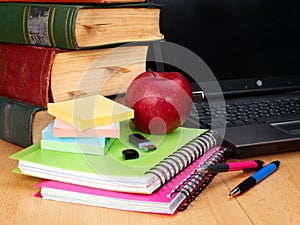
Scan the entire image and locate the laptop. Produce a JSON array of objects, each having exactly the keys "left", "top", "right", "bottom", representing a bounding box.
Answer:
[{"left": 150, "top": 0, "right": 300, "bottom": 158}]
